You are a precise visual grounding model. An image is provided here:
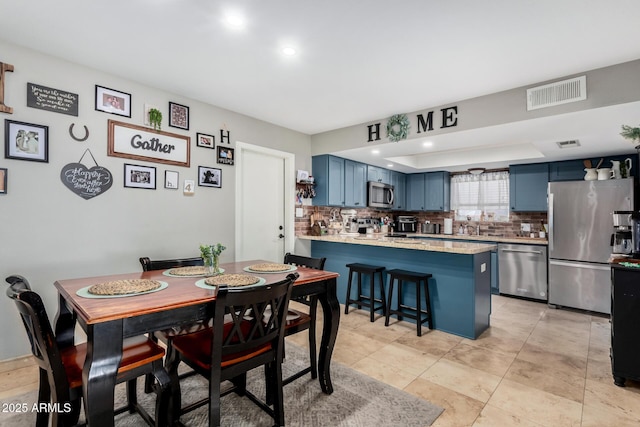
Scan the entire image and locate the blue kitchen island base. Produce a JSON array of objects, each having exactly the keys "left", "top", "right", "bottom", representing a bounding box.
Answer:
[{"left": 311, "top": 240, "right": 492, "bottom": 339}]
